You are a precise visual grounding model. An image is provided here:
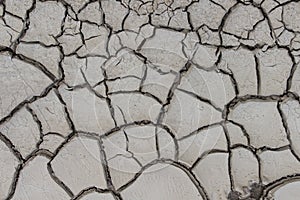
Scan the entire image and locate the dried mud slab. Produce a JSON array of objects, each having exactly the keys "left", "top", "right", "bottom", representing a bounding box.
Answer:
[{"left": 1, "top": 0, "right": 300, "bottom": 199}]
